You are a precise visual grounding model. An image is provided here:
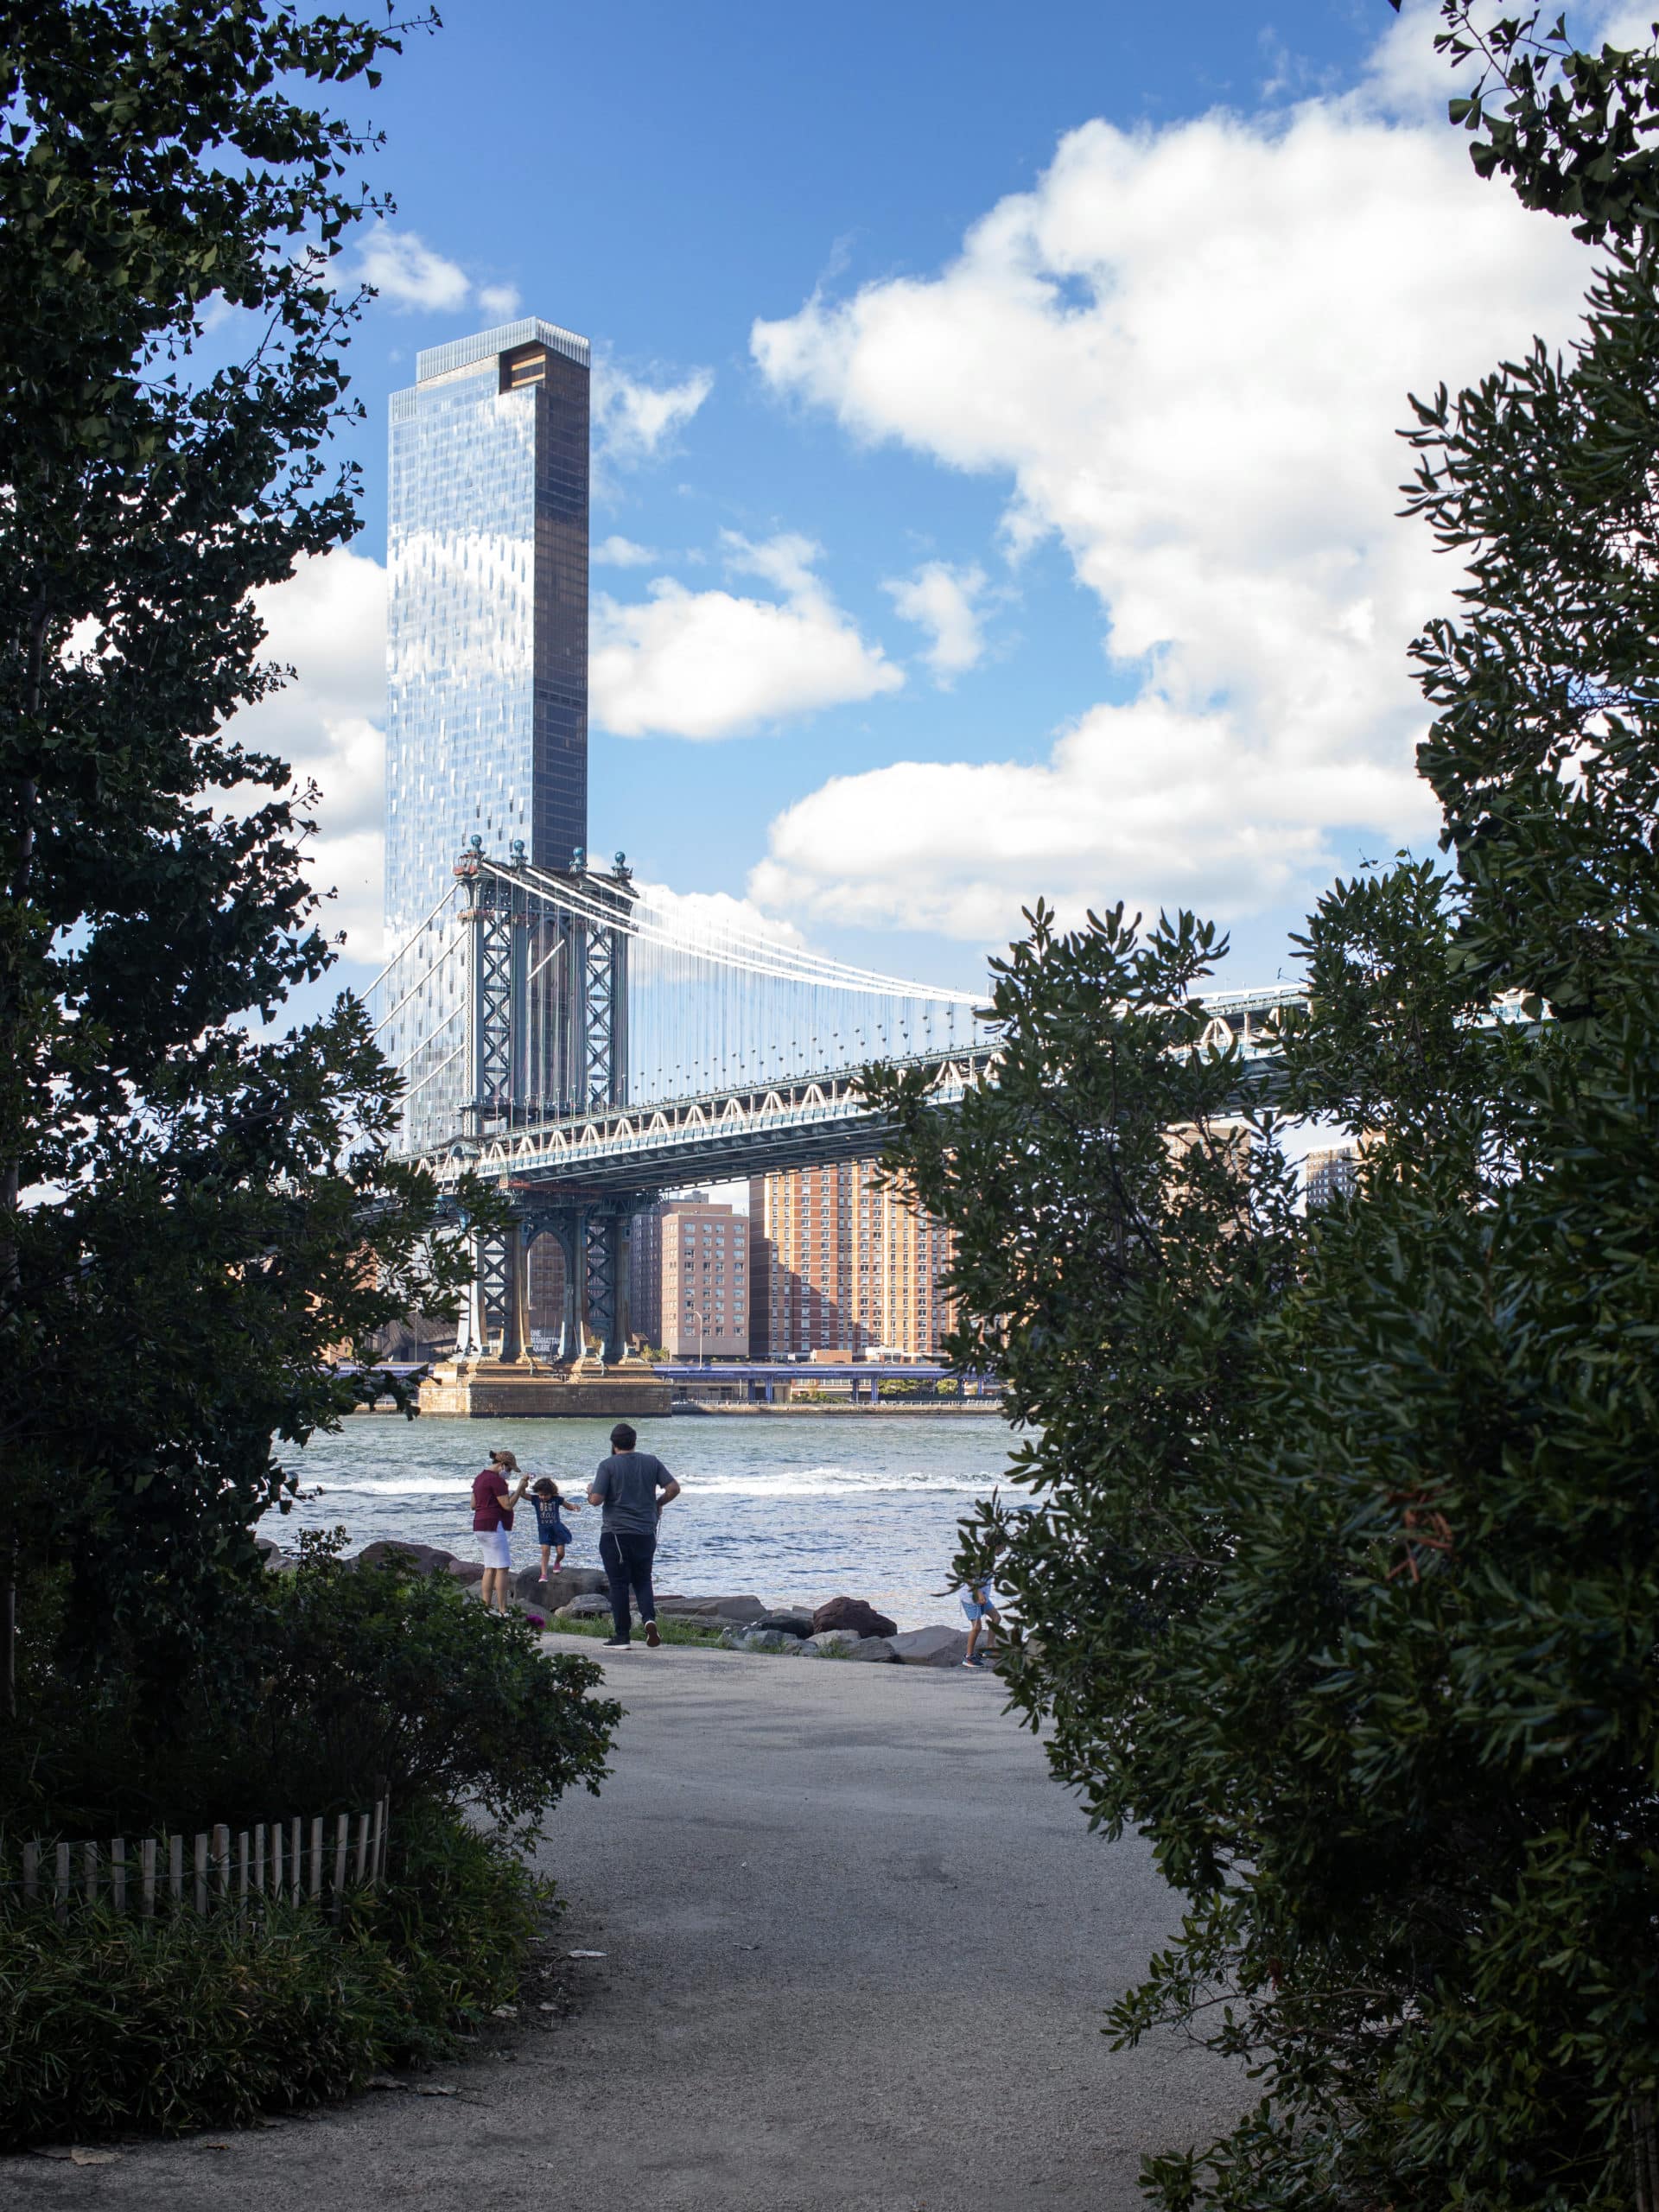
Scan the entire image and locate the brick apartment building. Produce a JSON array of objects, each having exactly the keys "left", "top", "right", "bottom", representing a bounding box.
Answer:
[{"left": 747, "top": 1160, "right": 956, "bottom": 1359}]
